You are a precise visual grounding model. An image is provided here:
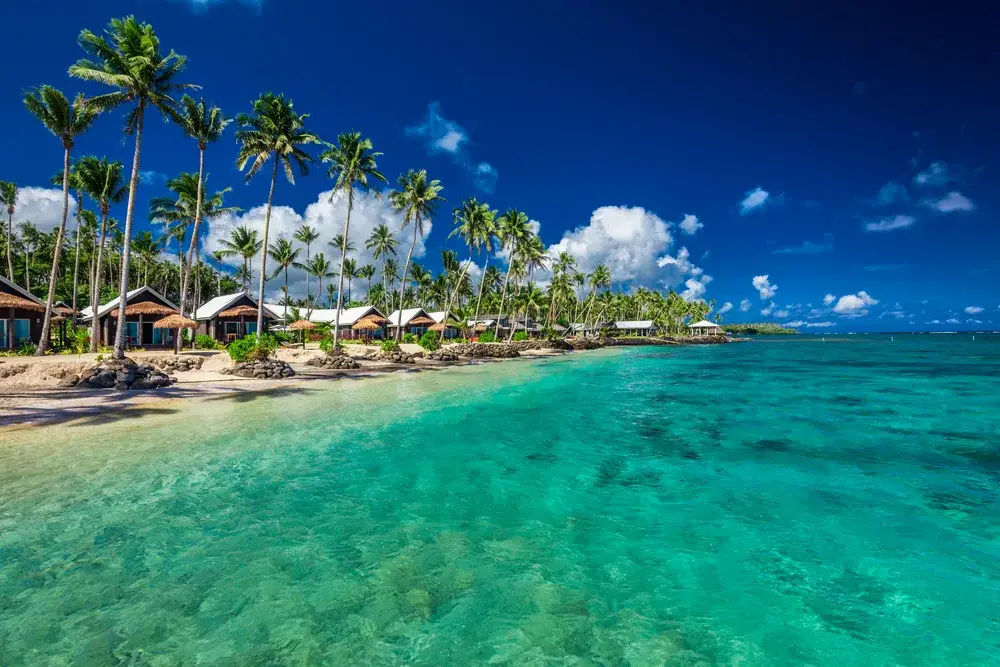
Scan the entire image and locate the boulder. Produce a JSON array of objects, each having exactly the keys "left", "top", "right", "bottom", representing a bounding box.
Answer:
[
  {"left": 447, "top": 343, "right": 520, "bottom": 358},
  {"left": 77, "top": 357, "right": 178, "bottom": 391},
  {"left": 228, "top": 358, "right": 295, "bottom": 379},
  {"left": 305, "top": 353, "right": 360, "bottom": 370}
]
